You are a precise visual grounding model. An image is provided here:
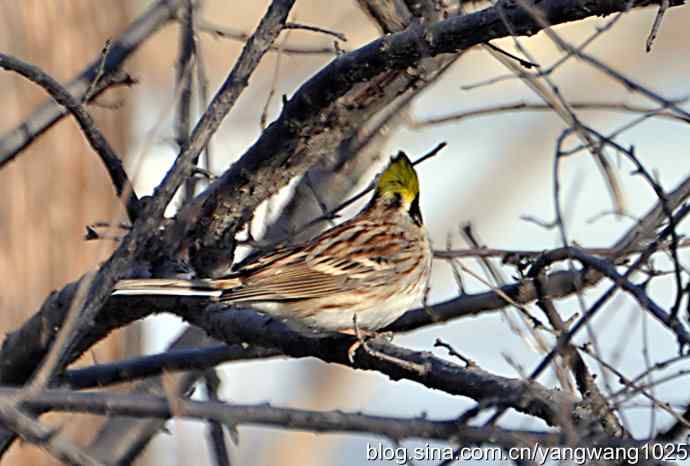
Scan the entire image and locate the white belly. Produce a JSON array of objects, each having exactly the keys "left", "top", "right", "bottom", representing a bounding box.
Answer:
[{"left": 250, "top": 282, "right": 423, "bottom": 333}]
